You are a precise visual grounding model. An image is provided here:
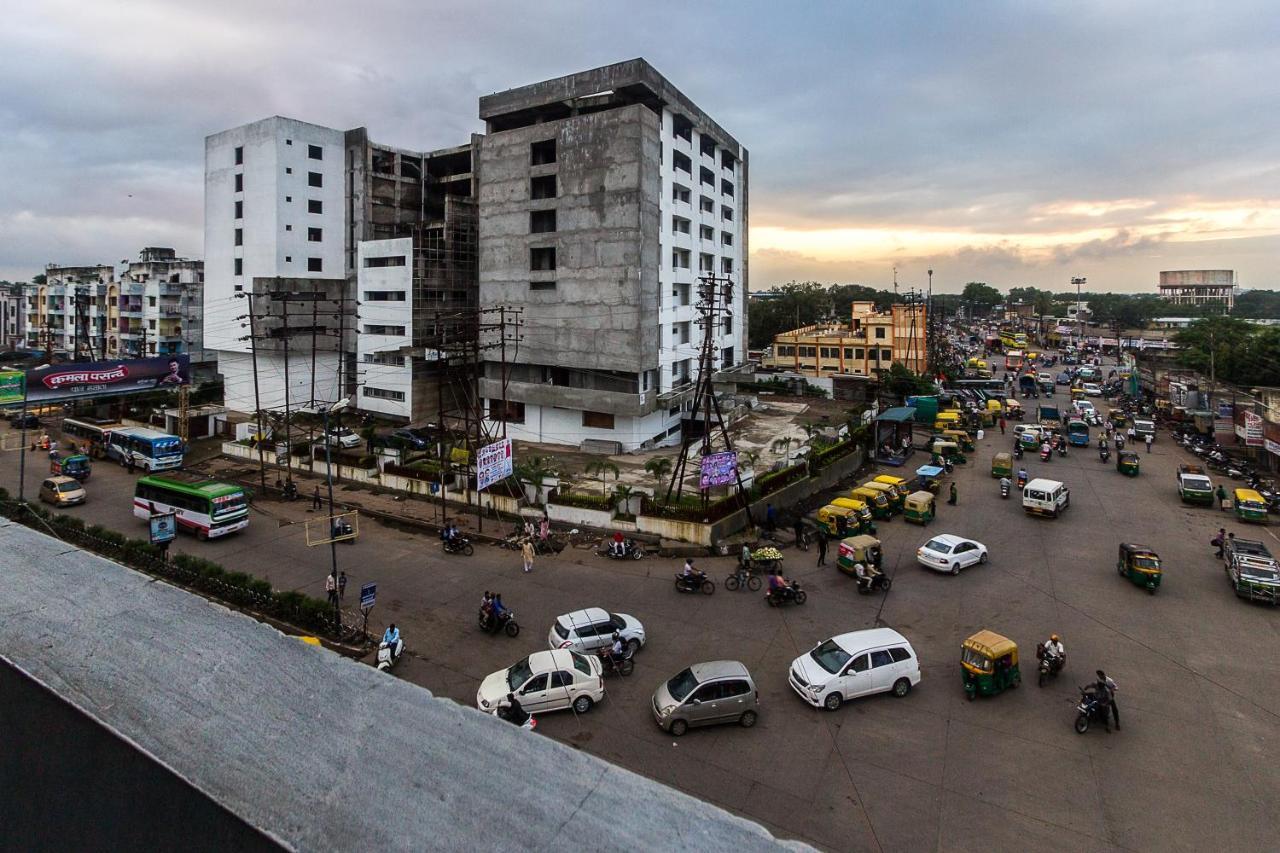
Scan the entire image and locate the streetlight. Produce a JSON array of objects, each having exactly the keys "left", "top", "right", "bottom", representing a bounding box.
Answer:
[
  {"left": 1071, "top": 277, "right": 1086, "bottom": 347},
  {"left": 320, "top": 396, "right": 351, "bottom": 633}
]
